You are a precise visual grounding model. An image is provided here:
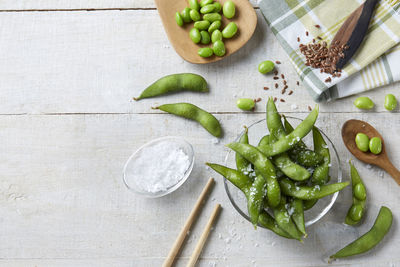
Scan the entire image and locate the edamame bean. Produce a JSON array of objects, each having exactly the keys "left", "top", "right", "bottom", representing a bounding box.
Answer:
[
  {"left": 200, "top": 4, "right": 216, "bottom": 14},
  {"left": 211, "top": 29, "right": 222, "bottom": 43},
  {"left": 354, "top": 96, "right": 374, "bottom": 110},
  {"left": 208, "top": 21, "right": 221, "bottom": 33},
  {"left": 223, "top": 0, "right": 236, "bottom": 19},
  {"left": 200, "top": 0, "right": 213, "bottom": 7},
  {"left": 213, "top": 2, "right": 222, "bottom": 12},
  {"left": 236, "top": 98, "right": 255, "bottom": 111},
  {"left": 189, "top": 27, "right": 202, "bottom": 43},
  {"left": 331, "top": 206, "right": 392, "bottom": 259},
  {"left": 189, "top": 0, "right": 200, "bottom": 11},
  {"left": 203, "top": 13, "right": 222, "bottom": 22},
  {"left": 345, "top": 161, "right": 367, "bottom": 225},
  {"left": 222, "top": 22, "right": 238, "bottom": 38},
  {"left": 154, "top": 103, "right": 222, "bottom": 137},
  {"left": 181, "top": 7, "right": 192, "bottom": 23},
  {"left": 198, "top": 47, "right": 214, "bottom": 57},
  {"left": 258, "top": 60, "right": 275, "bottom": 74},
  {"left": 200, "top": 30, "right": 211, "bottom": 44},
  {"left": 134, "top": 73, "right": 208, "bottom": 100},
  {"left": 384, "top": 94, "right": 397, "bottom": 111},
  {"left": 194, "top": 20, "right": 211, "bottom": 30},
  {"left": 369, "top": 137, "right": 382, "bottom": 154},
  {"left": 213, "top": 40, "right": 226, "bottom": 57},
  {"left": 189, "top": 9, "right": 201, "bottom": 22},
  {"left": 175, "top": 12, "right": 184, "bottom": 26},
  {"left": 355, "top": 133, "right": 370, "bottom": 152}
]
